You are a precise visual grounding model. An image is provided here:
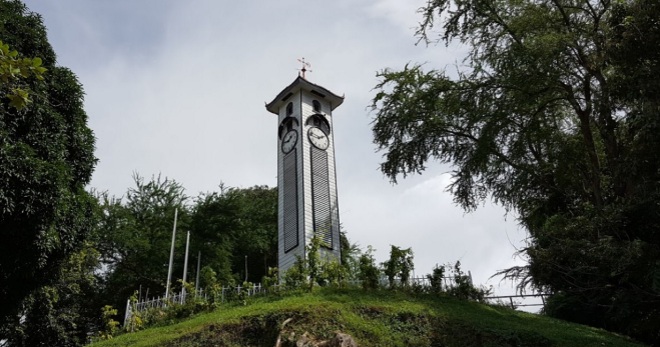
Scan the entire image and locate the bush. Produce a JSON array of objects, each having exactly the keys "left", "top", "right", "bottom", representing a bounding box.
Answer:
[
  {"left": 445, "top": 261, "right": 491, "bottom": 302},
  {"left": 427, "top": 265, "right": 445, "bottom": 294},
  {"left": 319, "top": 260, "right": 348, "bottom": 287},
  {"left": 382, "top": 245, "right": 414, "bottom": 288},
  {"left": 283, "top": 255, "right": 308, "bottom": 291},
  {"left": 93, "top": 305, "right": 120, "bottom": 341},
  {"left": 358, "top": 247, "right": 381, "bottom": 290}
]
